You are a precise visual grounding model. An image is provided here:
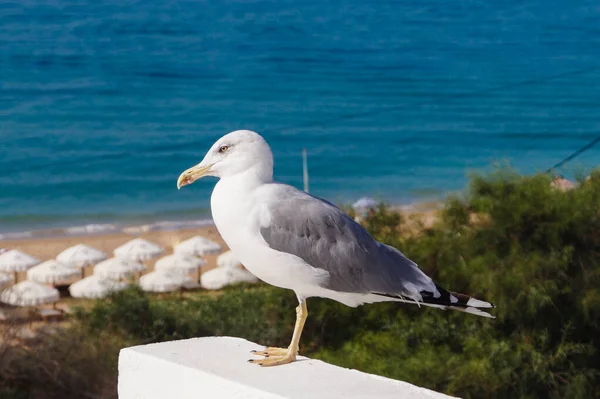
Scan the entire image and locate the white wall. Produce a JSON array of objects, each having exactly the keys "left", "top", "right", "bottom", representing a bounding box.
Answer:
[{"left": 118, "top": 337, "right": 457, "bottom": 399}]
